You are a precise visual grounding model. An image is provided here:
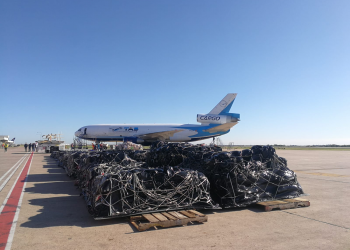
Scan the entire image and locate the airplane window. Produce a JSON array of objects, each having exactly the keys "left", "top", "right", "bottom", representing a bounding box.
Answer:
[{"left": 78, "top": 129, "right": 81, "bottom": 131}]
